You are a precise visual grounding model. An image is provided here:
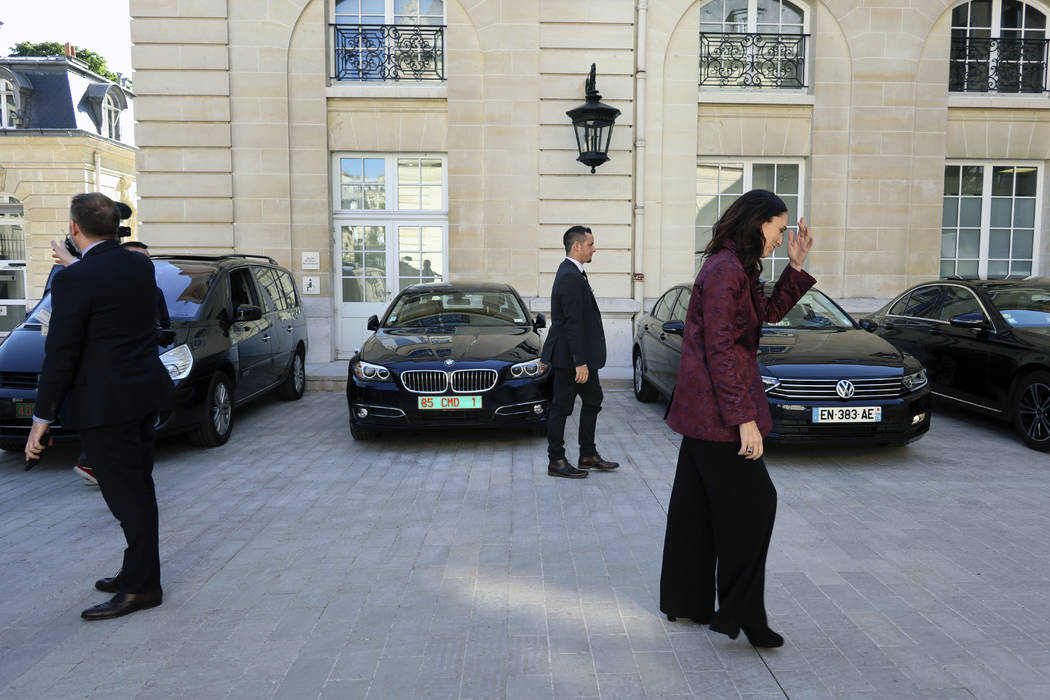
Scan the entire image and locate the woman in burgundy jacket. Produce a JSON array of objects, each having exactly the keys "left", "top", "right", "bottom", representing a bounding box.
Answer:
[{"left": 661, "top": 189, "right": 814, "bottom": 648}]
